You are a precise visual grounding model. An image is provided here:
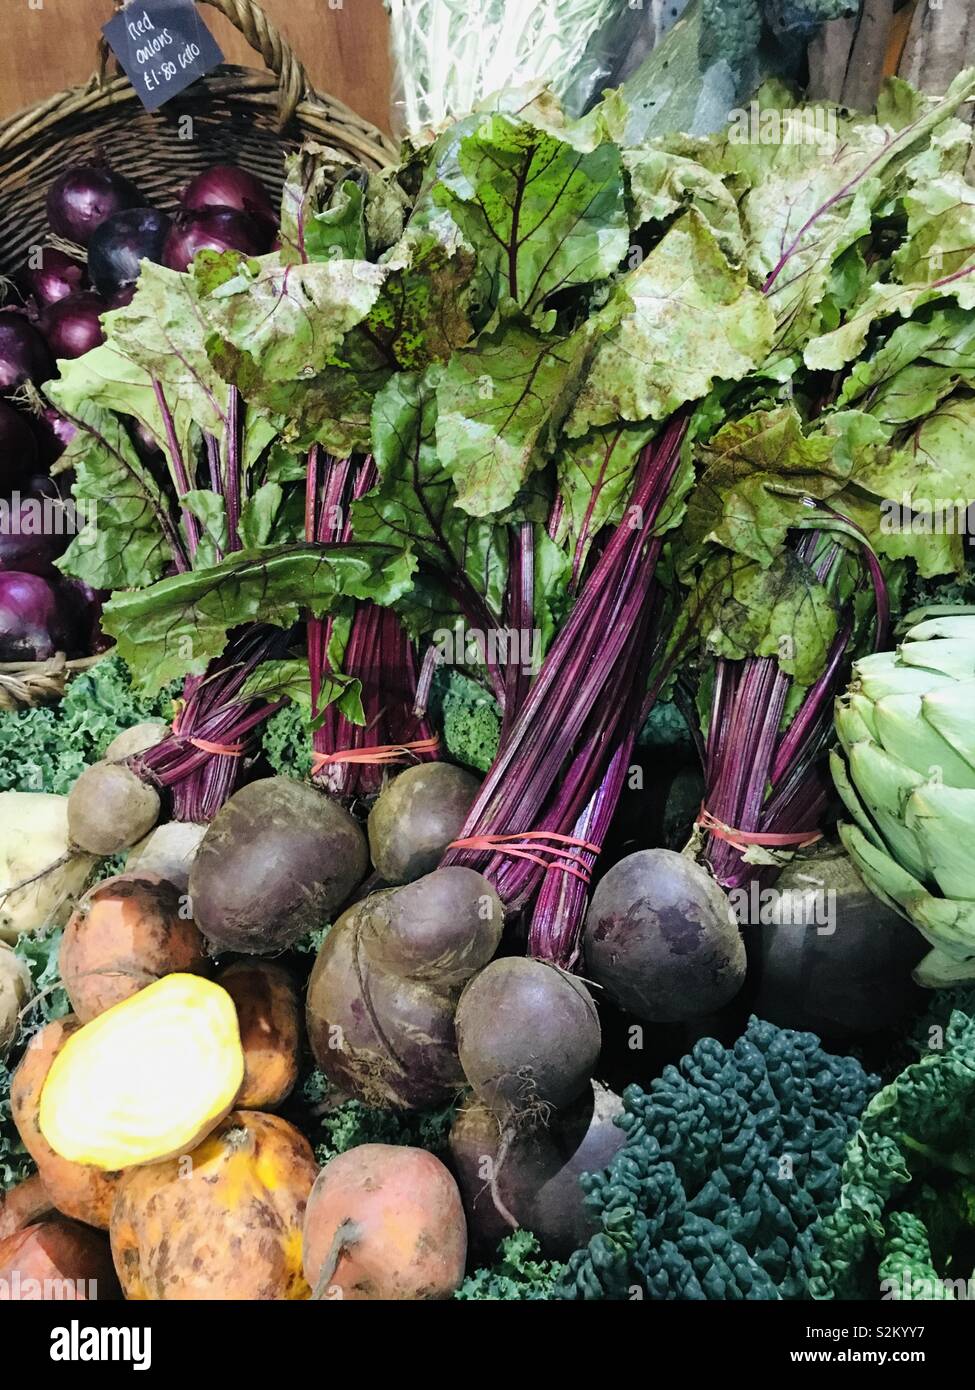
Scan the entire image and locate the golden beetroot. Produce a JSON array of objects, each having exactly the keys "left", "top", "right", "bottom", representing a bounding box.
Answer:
[
  {"left": 217, "top": 961, "right": 300, "bottom": 1110},
  {"left": 39, "top": 974, "right": 245, "bottom": 1171},
  {"left": 10, "top": 1017, "right": 122, "bottom": 1229},
  {"left": 0, "top": 1218, "right": 120, "bottom": 1300},
  {"left": 110, "top": 1111, "right": 318, "bottom": 1300},
  {"left": 60, "top": 872, "right": 209, "bottom": 1023},
  {"left": 302, "top": 1144, "right": 467, "bottom": 1300}
]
